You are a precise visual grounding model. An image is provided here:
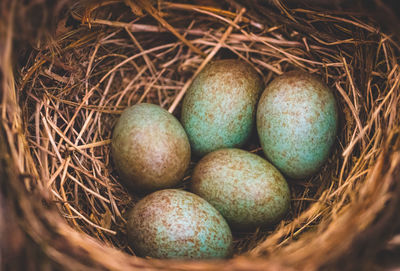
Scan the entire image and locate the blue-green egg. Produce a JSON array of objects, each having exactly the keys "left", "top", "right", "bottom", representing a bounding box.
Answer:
[
  {"left": 126, "top": 189, "right": 233, "bottom": 259},
  {"left": 191, "top": 148, "right": 290, "bottom": 231},
  {"left": 112, "top": 103, "right": 190, "bottom": 193},
  {"left": 181, "top": 59, "right": 263, "bottom": 156},
  {"left": 256, "top": 71, "right": 338, "bottom": 179}
]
